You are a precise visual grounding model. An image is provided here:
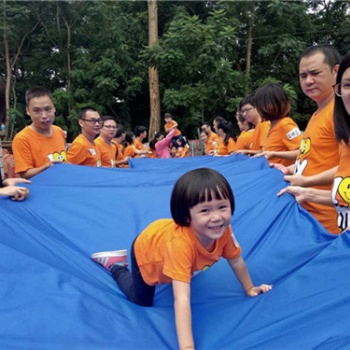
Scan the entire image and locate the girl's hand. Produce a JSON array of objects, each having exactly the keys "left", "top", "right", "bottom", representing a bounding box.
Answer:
[
  {"left": 246, "top": 284, "right": 272, "bottom": 297},
  {"left": 3, "top": 178, "right": 31, "bottom": 186}
]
